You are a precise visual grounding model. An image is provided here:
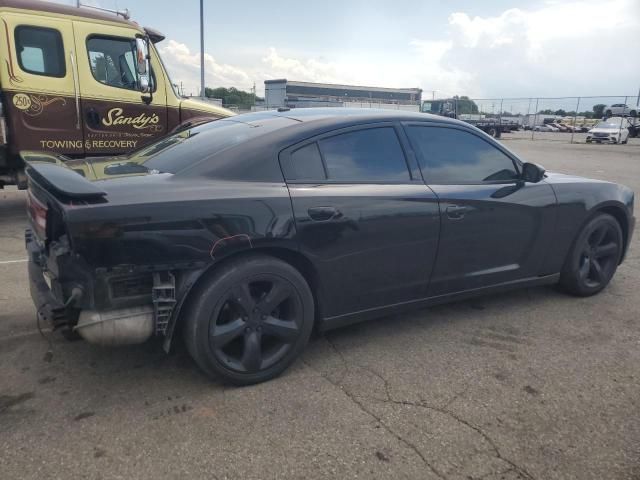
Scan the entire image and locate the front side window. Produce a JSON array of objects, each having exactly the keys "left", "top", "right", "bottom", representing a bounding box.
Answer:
[
  {"left": 406, "top": 126, "right": 519, "bottom": 184},
  {"left": 318, "top": 127, "right": 410, "bottom": 182},
  {"left": 87, "top": 36, "right": 146, "bottom": 91},
  {"left": 15, "top": 26, "right": 65, "bottom": 77}
]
